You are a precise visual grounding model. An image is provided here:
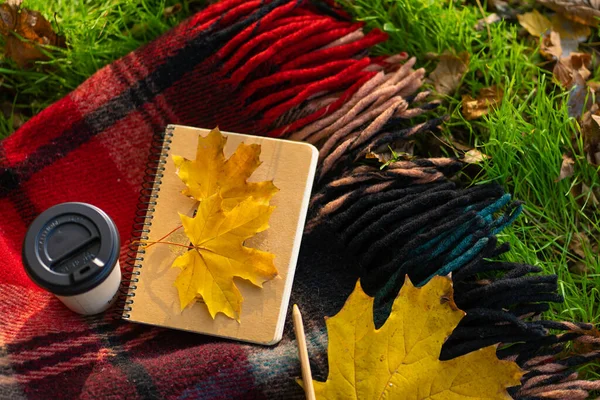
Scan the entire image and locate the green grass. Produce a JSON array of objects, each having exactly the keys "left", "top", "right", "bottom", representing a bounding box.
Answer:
[{"left": 0, "top": 0, "right": 197, "bottom": 138}]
